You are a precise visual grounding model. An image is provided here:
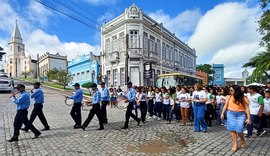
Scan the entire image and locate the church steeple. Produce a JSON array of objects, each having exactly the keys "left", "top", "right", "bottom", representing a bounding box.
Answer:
[{"left": 10, "top": 20, "right": 22, "bottom": 43}]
